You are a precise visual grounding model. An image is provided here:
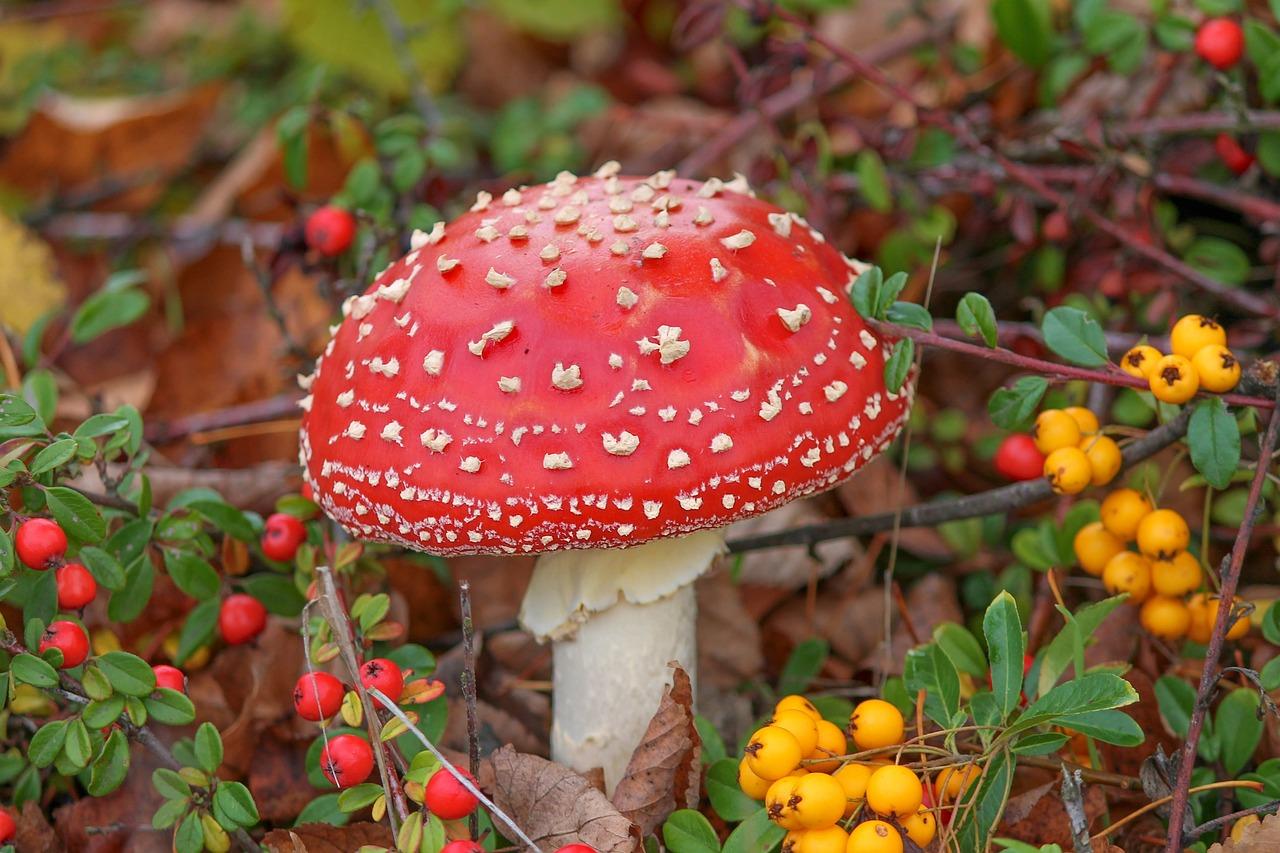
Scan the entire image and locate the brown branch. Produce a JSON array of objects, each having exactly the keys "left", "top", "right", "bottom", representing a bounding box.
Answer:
[
  {"left": 1109, "top": 110, "right": 1280, "bottom": 141},
  {"left": 1165, "top": 381, "right": 1280, "bottom": 851},
  {"left": 144, "top": 393, "right": 303, "bottom": 443},
  {"left": 1188, "top": 799, "right": 1280, "bottom": 839},
  {"left": 459, "top": 580, "right": 481, "bottom": 840}
]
